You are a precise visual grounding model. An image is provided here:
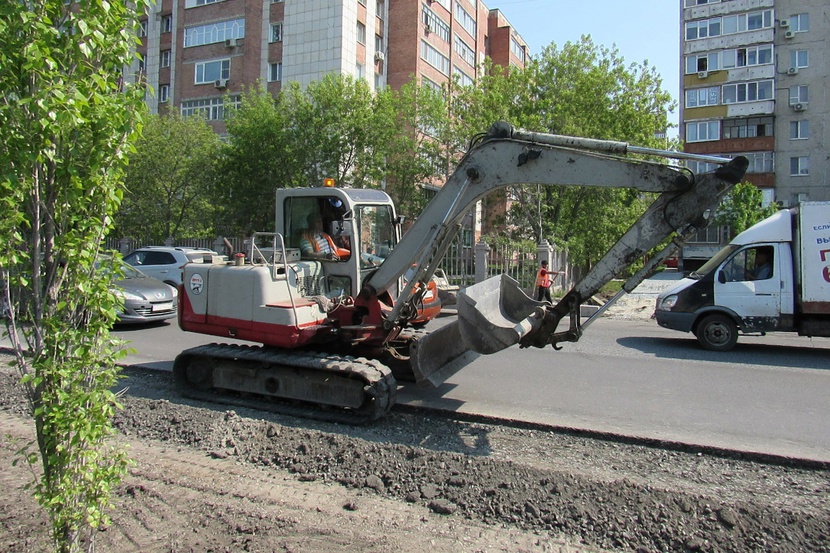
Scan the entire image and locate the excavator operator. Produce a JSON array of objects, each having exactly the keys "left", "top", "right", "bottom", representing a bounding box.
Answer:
[{"left": 300, "top": 213, "right": 350, "bottom": 260}]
